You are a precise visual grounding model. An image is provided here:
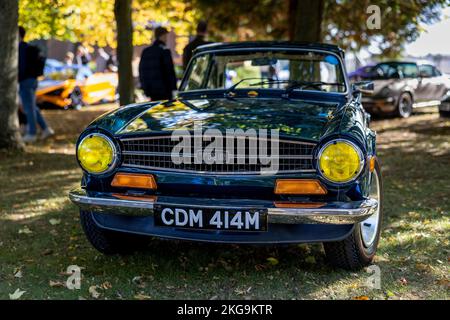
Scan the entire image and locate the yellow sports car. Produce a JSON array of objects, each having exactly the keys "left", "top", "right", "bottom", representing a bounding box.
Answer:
[{"left": 36, "top": 59, "right": 118, "bottom": 109}]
